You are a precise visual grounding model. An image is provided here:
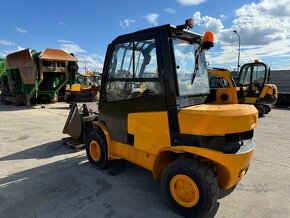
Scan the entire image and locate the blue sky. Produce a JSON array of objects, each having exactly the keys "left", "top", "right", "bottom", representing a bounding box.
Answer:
[{"left": 1, "top": 0, "right": 290, "bottom": 72}]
